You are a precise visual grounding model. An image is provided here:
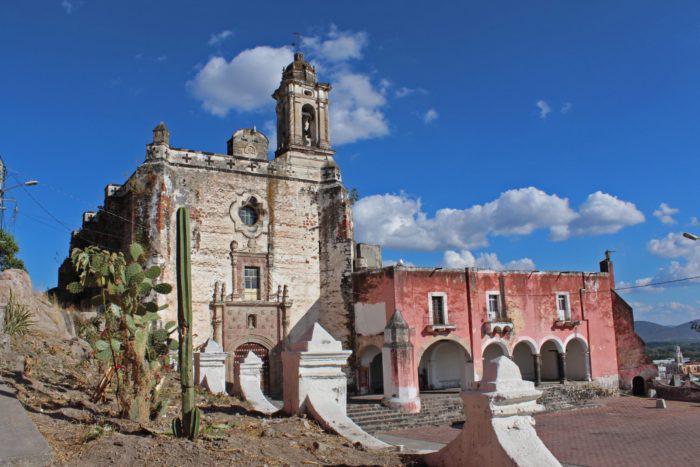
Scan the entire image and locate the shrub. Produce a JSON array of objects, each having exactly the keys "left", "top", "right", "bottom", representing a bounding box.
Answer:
[{"left": 3, "top": 291, "right": 34, "bottom": 337}]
